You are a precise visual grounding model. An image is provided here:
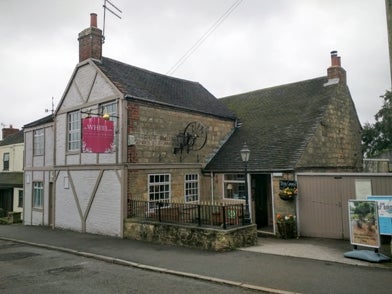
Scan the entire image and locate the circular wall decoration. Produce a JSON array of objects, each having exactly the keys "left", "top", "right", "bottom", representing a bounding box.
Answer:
[{"left": 184, "top": 121, "right": 208, "bottom": 151}]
